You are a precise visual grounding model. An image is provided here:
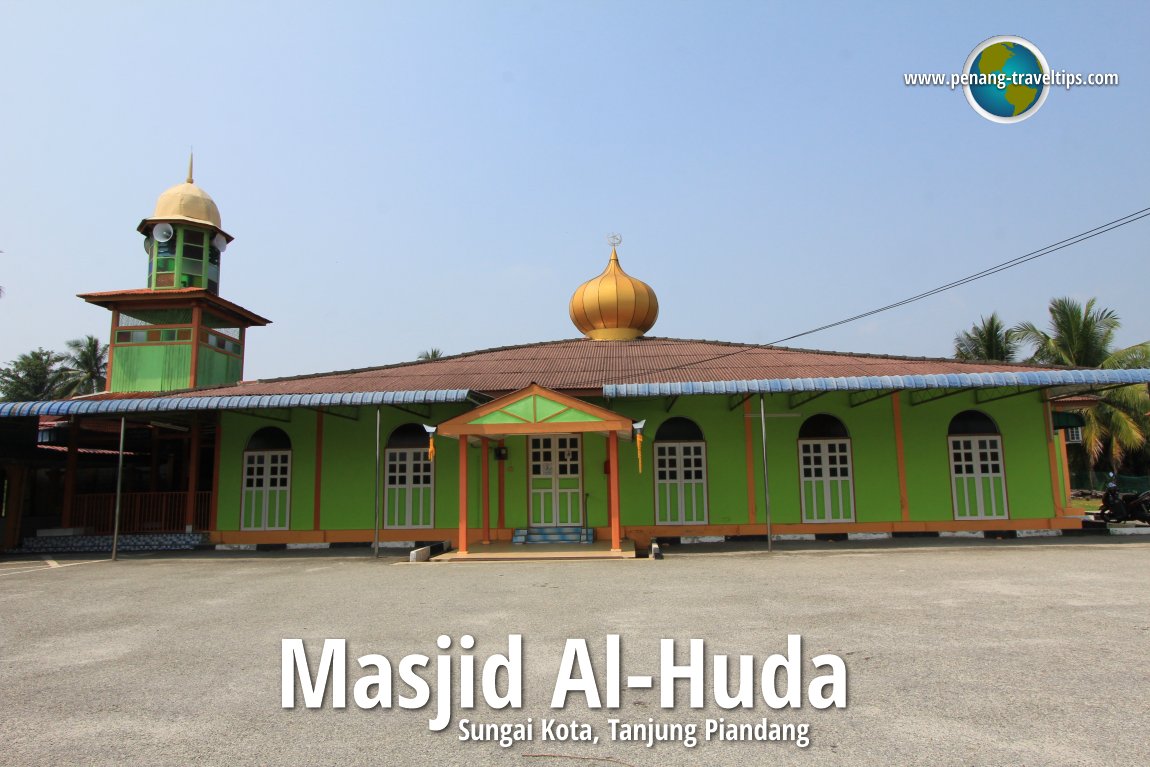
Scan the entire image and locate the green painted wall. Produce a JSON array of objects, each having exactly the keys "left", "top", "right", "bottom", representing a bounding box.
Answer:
[
  {"left": 110, "top": 344, "right": 192, "bottom": 393},
  {"left": 217, "top": 411, "right": 317, "bottom": 531},
  {"left": 196, "top": 347, "right": 243, "bottom": 388},
  {"left": 901, "top": 390, "right": 1055, "bottom": 520},
  {"left": 213, "top": 391, "right": 1058, "bottom": 534}
]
